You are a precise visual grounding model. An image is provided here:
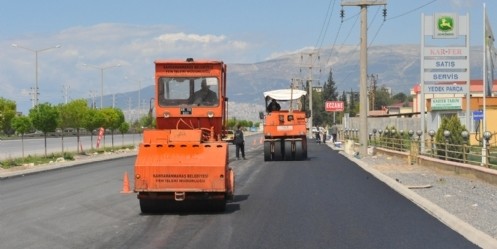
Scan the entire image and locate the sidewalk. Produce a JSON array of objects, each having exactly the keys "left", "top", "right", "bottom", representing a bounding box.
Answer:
[{"left": 327, "top": 141, "right": 497, "bottom": 248}]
